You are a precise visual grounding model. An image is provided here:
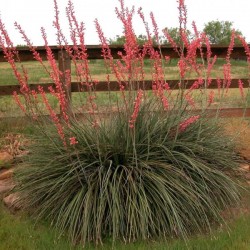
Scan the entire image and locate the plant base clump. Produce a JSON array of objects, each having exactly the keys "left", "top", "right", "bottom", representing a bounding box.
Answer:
[{"left": 14, "top": 106, "right": 242, "bottom": 245}]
